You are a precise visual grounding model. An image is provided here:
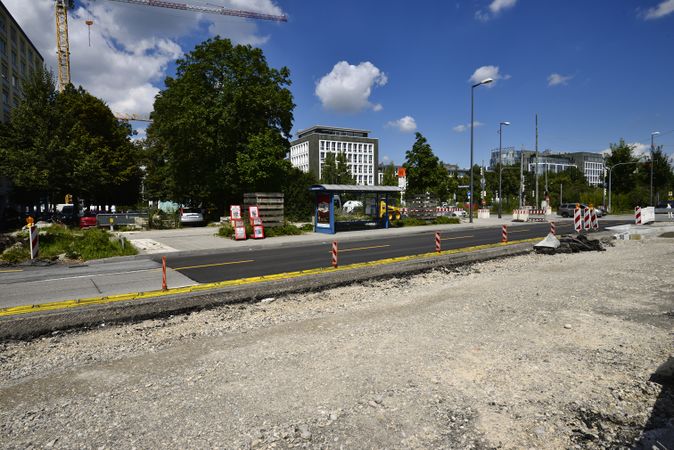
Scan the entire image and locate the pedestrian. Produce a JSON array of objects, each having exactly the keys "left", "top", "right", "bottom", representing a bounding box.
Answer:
[{"left": 667, "top": 202, "right": 673, "bottom": 220}]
